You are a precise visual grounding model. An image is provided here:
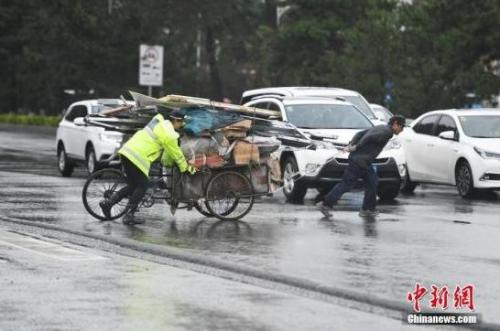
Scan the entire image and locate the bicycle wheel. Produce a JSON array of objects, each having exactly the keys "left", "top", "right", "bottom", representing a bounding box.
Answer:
[
  {"left": 82, "top": 168, "right": 129, "bottom": 221},
  {"left": 205, "top": 171, "right": 254, "bottom": 221}
]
